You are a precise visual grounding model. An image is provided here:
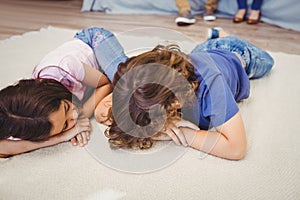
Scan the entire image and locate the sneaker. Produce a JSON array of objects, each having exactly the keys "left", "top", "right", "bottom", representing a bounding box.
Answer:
[
  {"left": 206, "top": 27, "right": 223, "bottom": 40},
  {"left": 175, "top": 11, "right": 196, "bottom": 26},
  {"left": 203, "top": 9, "right": 216, "bottom": 21}
]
